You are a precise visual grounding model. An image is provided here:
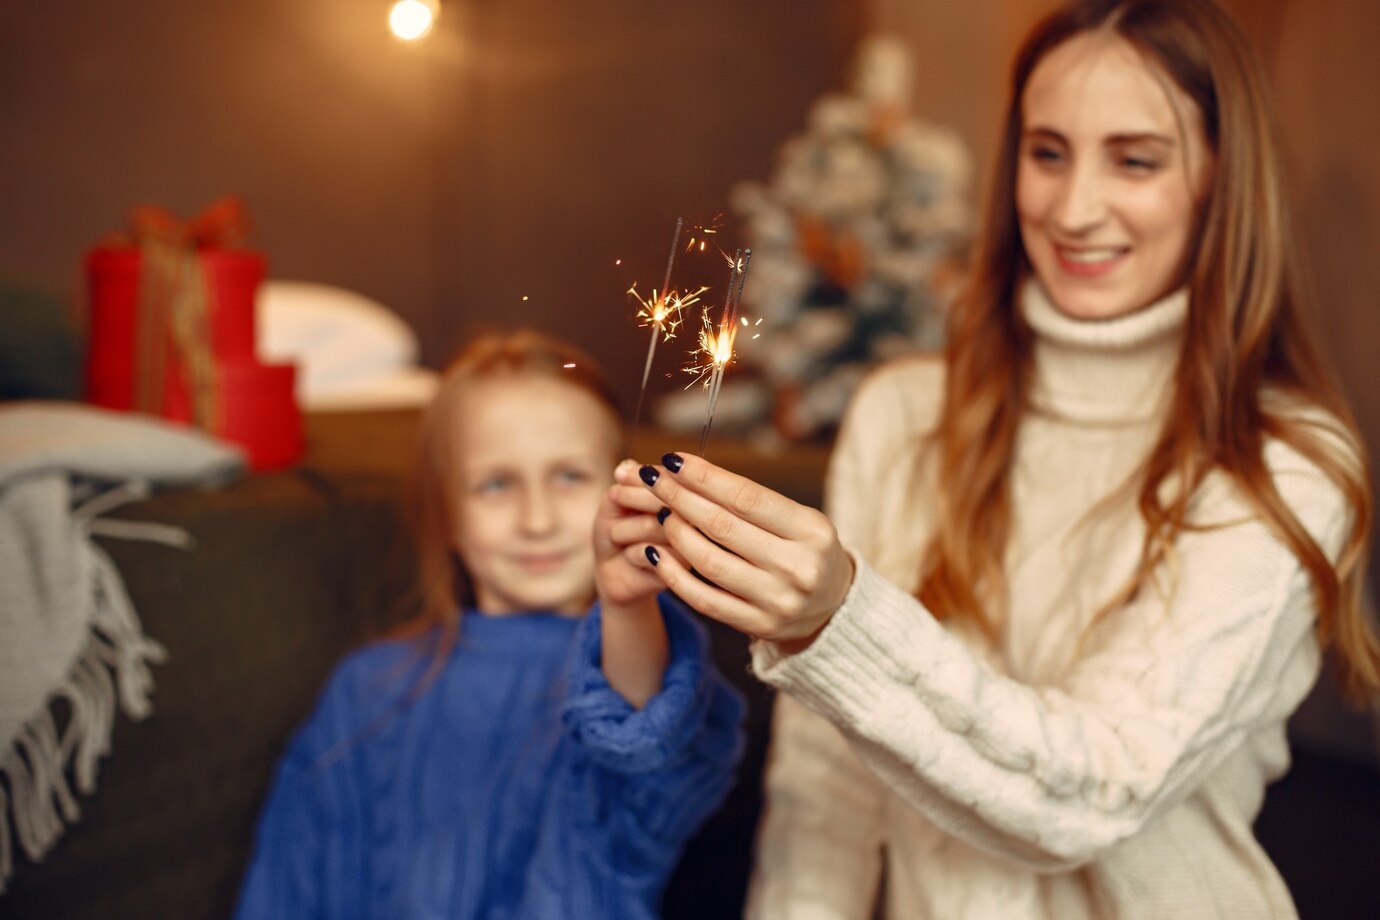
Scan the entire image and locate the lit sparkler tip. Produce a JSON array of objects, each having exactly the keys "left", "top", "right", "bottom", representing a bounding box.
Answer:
[{"left": 562, "top": 362, "right": 576, "bottom": 368}]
